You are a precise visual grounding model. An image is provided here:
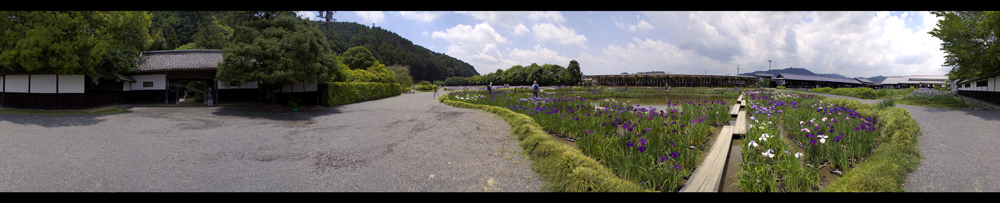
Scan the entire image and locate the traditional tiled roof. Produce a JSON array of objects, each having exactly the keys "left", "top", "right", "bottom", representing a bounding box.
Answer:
[
  {"left": 774, "top": 73, "right": 862, "bottom": 84},
  {"left": 135, "top": 50, "right": 223, "bottom": 72}
]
